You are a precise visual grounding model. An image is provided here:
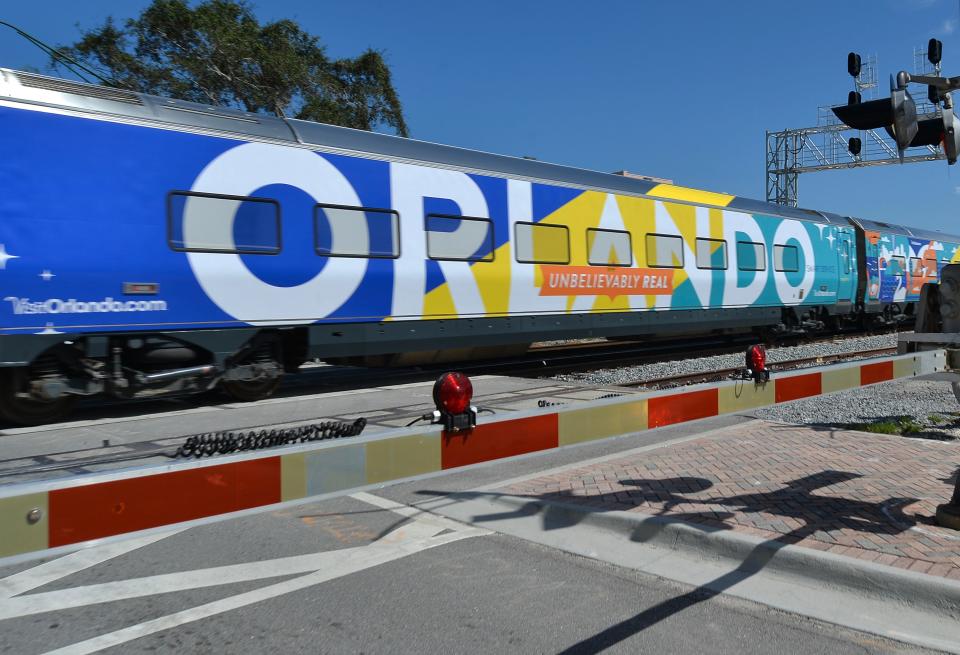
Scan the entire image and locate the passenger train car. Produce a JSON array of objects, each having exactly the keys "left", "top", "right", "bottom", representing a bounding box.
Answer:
[{"left": 1, "top": 68, "right": 959, "bottom": 424}]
